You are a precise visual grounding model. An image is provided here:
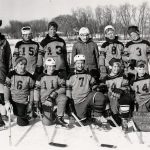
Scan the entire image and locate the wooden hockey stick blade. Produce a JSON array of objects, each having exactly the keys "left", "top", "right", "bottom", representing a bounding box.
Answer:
[
  {"left": 101, "top": 144, "right": 117, "bottom": 148},
  {"left": 49, "top": 142, "right": 67, "bottom": 147}
]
